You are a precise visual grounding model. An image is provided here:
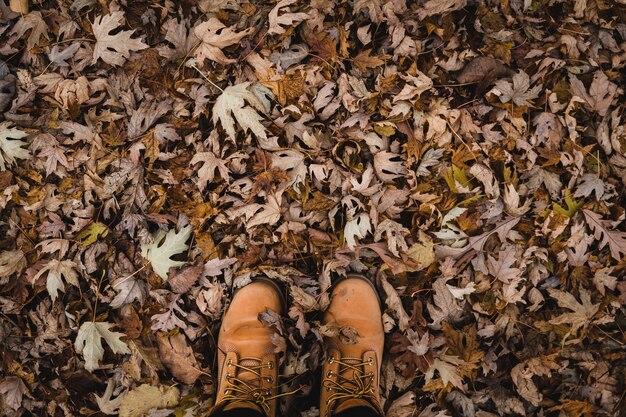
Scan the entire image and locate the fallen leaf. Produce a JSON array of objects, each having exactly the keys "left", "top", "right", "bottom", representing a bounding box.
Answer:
[
  {"left": 92, "top": 12, "right": 148, "bottom": 66},
  {"left": 157, "top": 331, "right": 202, "bottom": 385},
  {"left": 118, "top": 384, "right": 179, "bottom": 417}
]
